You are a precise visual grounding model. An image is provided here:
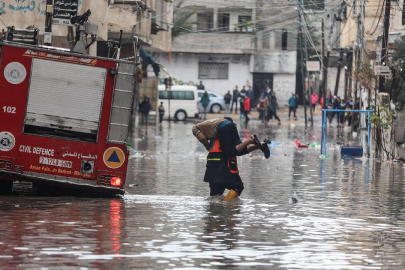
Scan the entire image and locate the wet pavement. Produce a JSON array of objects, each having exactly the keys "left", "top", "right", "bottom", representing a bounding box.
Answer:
[{"left": 2, "top": 115, "right": 405, "bottom": 269}]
